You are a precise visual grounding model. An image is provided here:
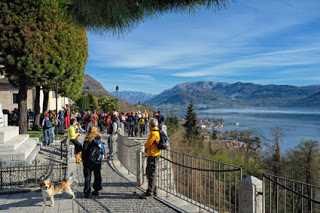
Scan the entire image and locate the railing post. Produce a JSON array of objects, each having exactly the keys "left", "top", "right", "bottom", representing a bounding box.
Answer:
[
  {"left": 0, "top": 160, "right": 2, "bottom": 190},
  {"left": 239, "top": 176, "right": 263, "bottom": 213},
  {"left": 136, "top": 147, "right": 143, "bottom": 186},
  {"left": 262, "top": 176, "right": 265, "bottom": 213}
]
